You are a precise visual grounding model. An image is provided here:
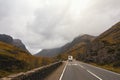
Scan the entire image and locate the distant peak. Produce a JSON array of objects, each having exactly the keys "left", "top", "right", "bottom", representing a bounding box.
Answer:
[{"left": 74, "top": 34, "right": 95, "bottom": 40}]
